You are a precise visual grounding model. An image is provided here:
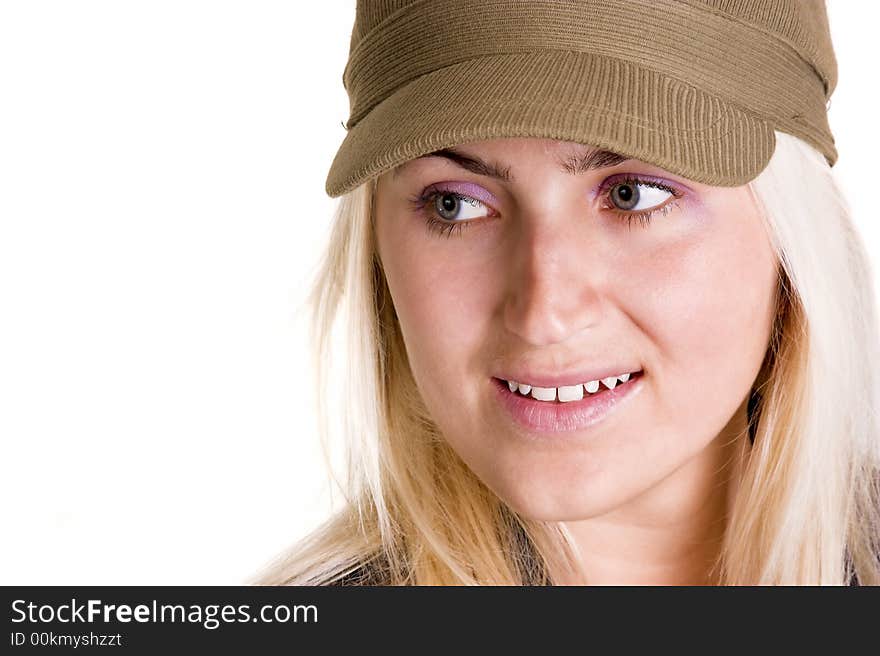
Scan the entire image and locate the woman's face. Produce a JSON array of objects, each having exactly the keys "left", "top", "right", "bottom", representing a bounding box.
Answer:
[{"left": 373, "top": 137, "right": 778, "bottom": 521}]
